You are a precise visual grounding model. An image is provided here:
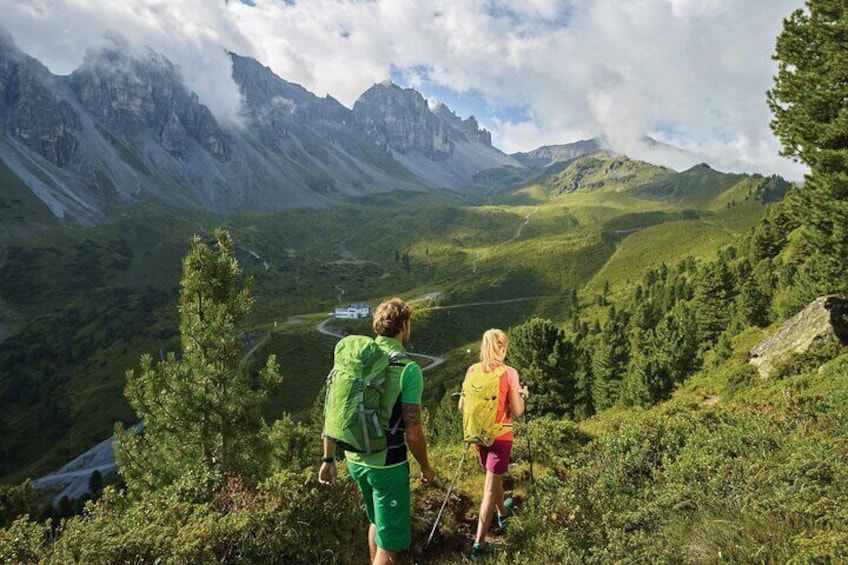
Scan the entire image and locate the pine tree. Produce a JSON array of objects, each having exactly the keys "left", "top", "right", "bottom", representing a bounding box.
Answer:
[
  {"left": 693, "top": 257, "right": 736, "bottom": 345},
  {"left": 570, "top": 326, "right": 595, "bottom": 421},
  {"left": 653, "top": 303, "right": 701, "bottom": 385},
  {"left": 590, "top": 312, "right": 630, "bottom": 411},
  {"left": 767, "top": 0, "right": 848, "bottom": 298},
  {"left": 507, "top": 318, "right": 577, "bottom": 418},
  {"left": 738, "top": 261, "right": 774, "bottom": 327},
  {"left": 620, "top": 302, "right": 700, "bottom": 408},
  {"left": 620, "top": 330, "right": 661, "bottom": 408},
  {"left": 115, "top": 230, "right": 281, "bottom": 495}
]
